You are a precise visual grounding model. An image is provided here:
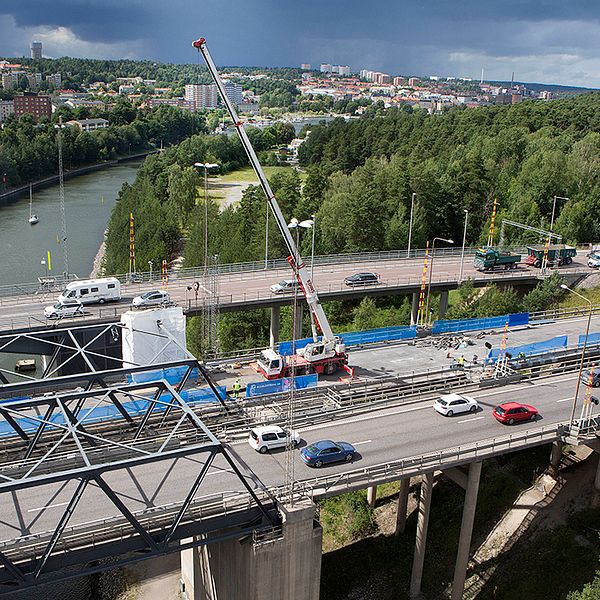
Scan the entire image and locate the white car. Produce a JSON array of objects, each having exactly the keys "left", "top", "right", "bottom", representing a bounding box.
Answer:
[
  {"left": 270, "top": 280, "right": 298, "bottom": 294},
  {"left": 248, "top": 425, "right": 301, "bottom": 453},
  {"left": 44, "top": 301, "right": 84, "bottom": 320},
  {"left": 132, "top": 290, "right": 171, "bottom": 308},
  {"left": 588, "top": 252, "right": 600, "bottom": 269},
  {"left": 433, "top": 393, "right": 479, "bottom": 417}
]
